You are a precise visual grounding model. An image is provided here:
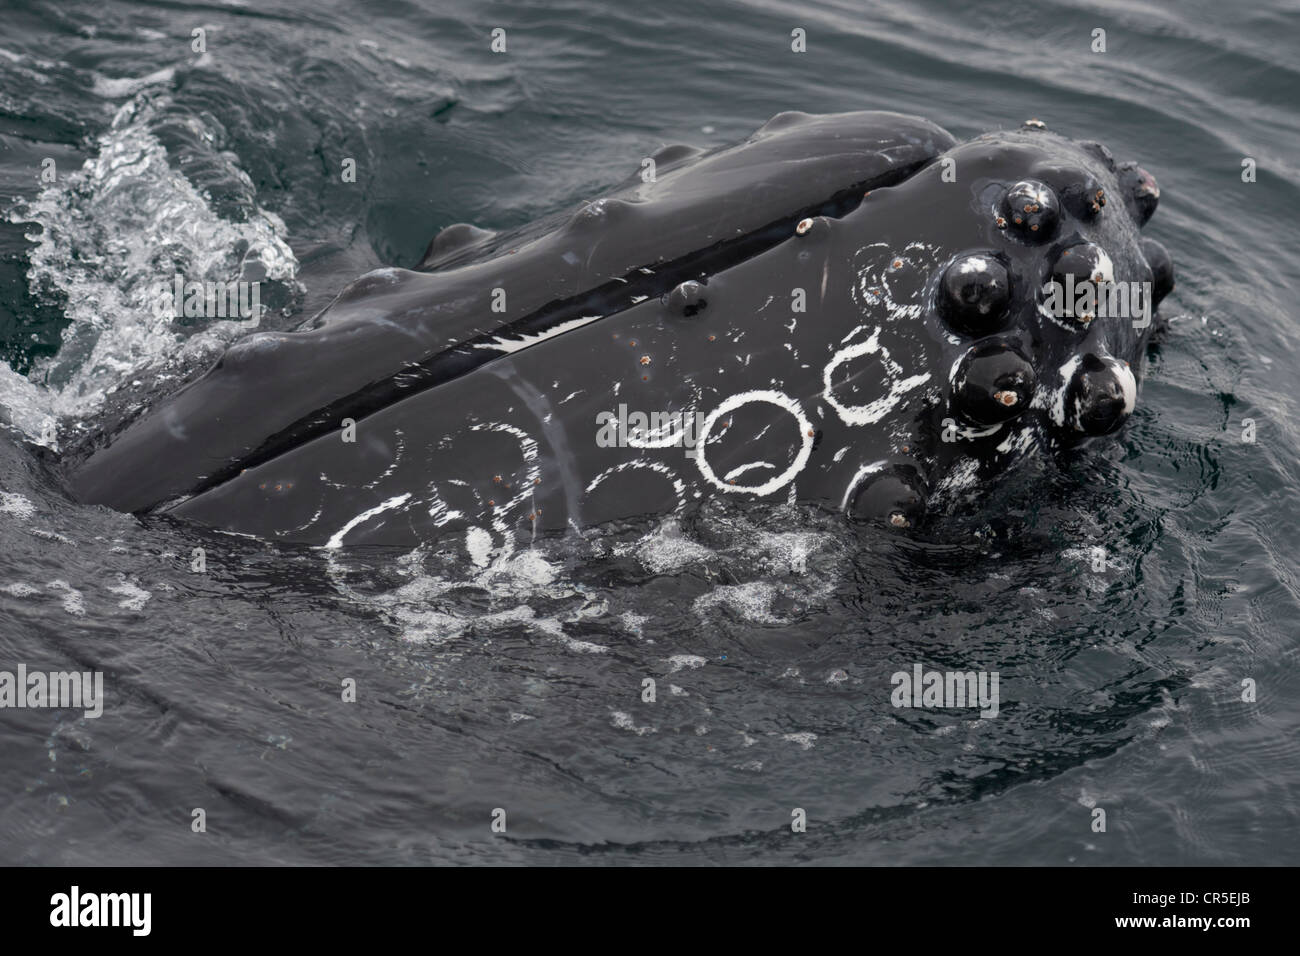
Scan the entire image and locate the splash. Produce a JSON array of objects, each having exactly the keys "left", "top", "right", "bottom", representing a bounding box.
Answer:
[{"left": 3, "top": 94, "right": 298, "bottom": 446}]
